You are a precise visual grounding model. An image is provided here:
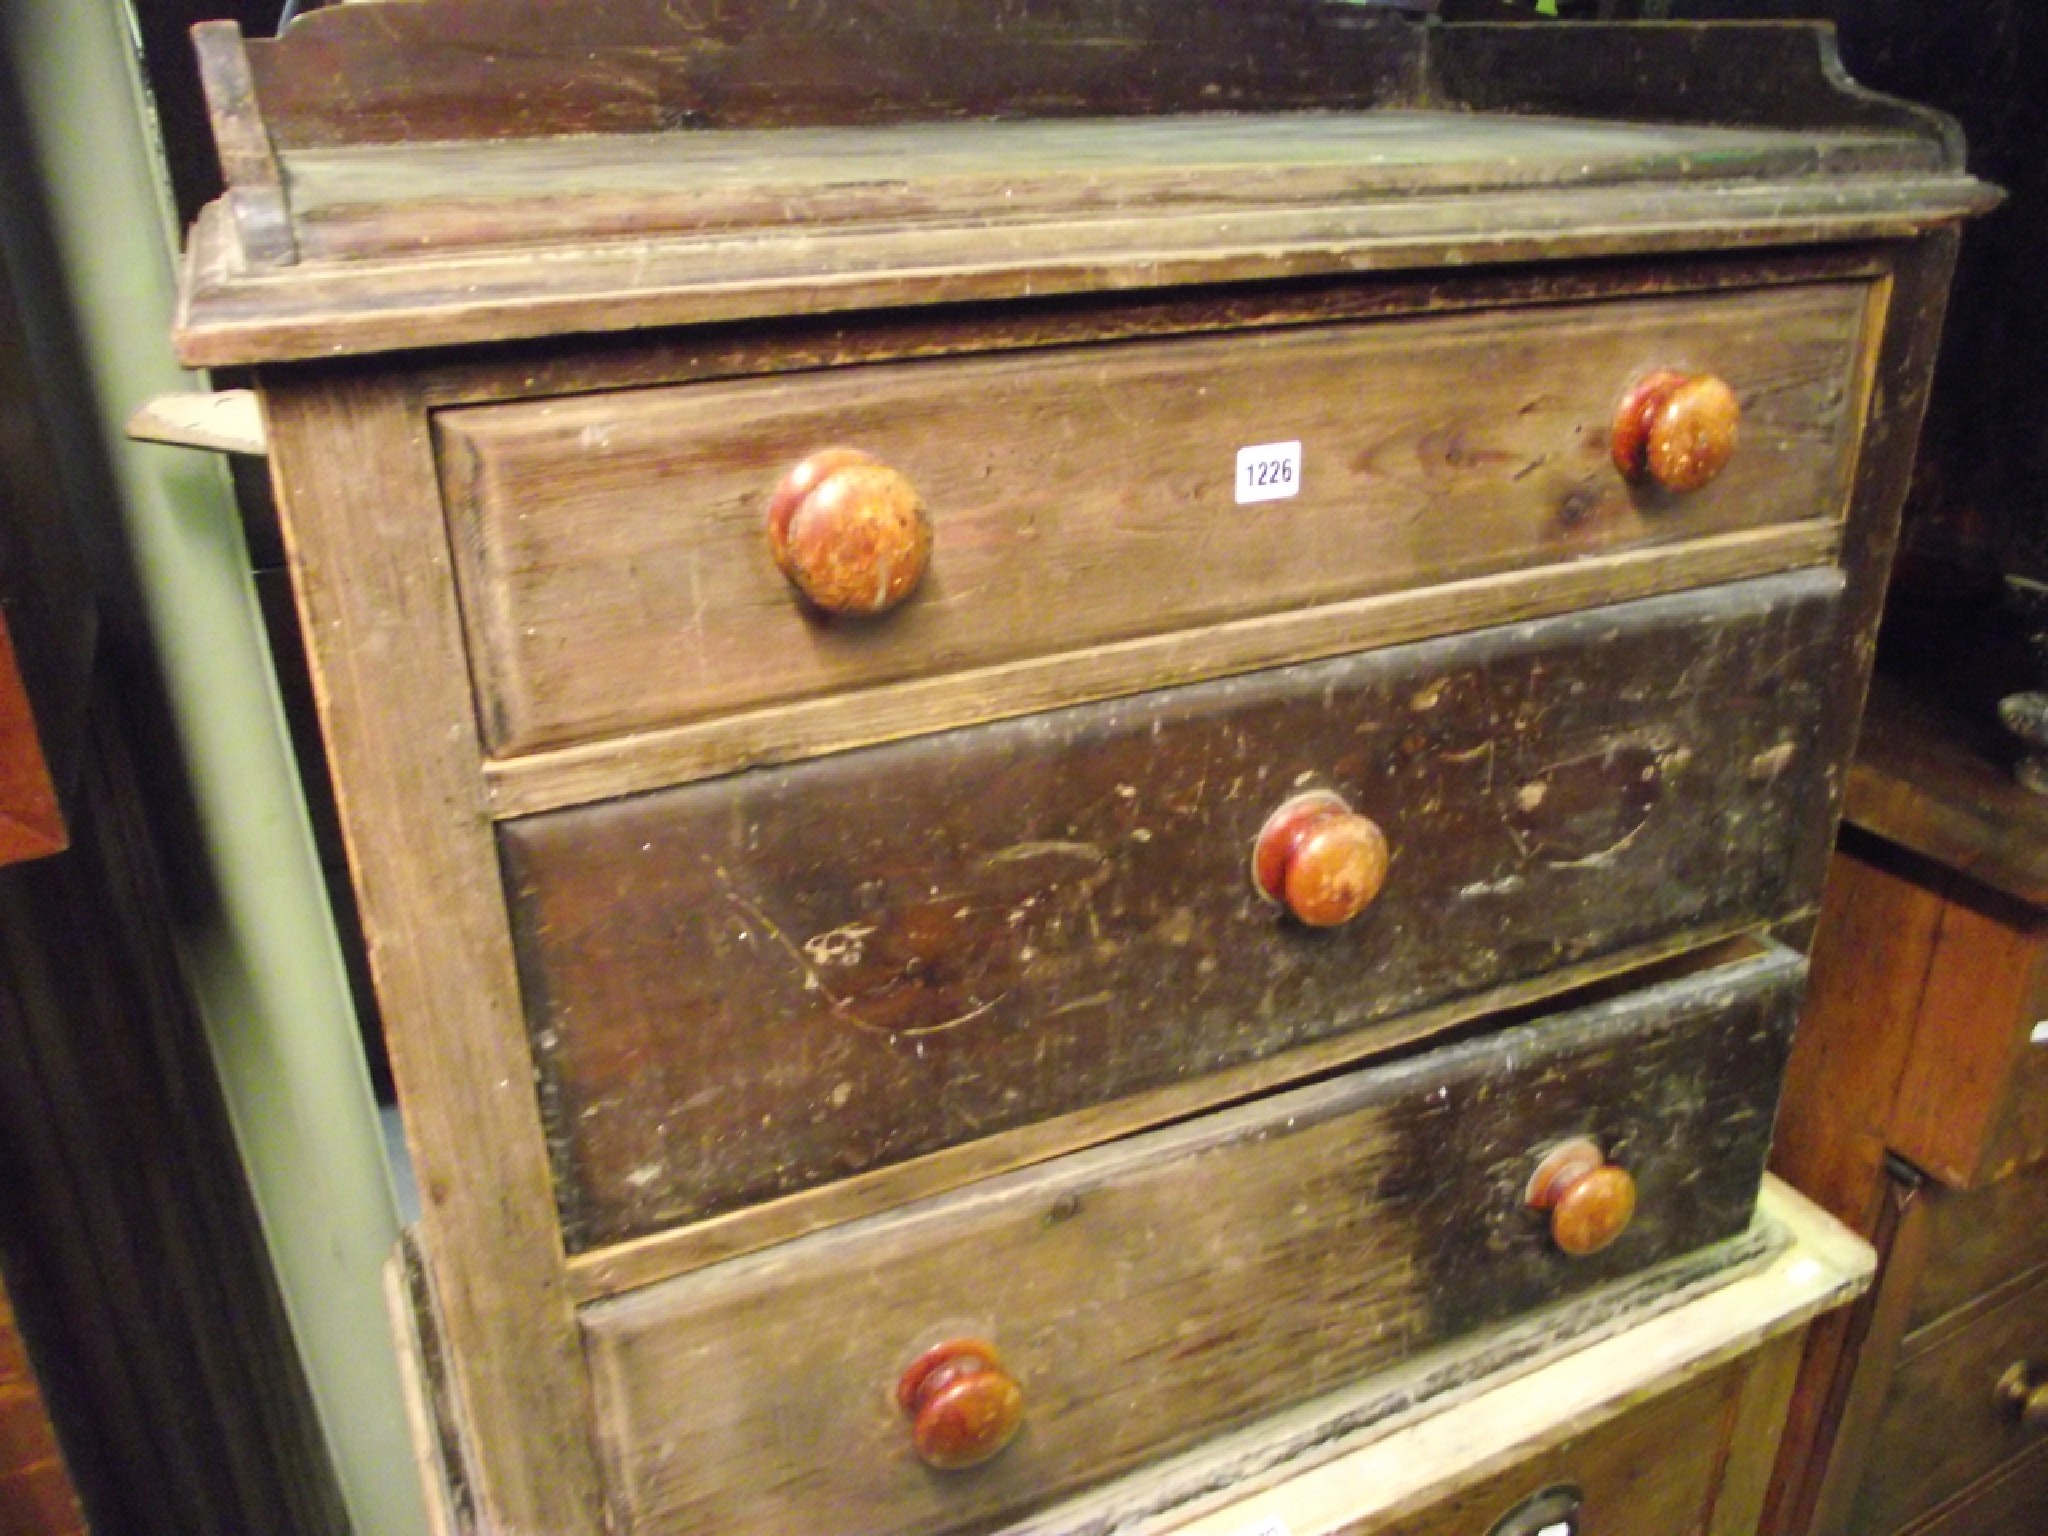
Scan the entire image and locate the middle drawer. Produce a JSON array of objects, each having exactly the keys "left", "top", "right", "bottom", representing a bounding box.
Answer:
[{"left": 502, "top": 569, "right": 1839, "bottom": 1256}]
